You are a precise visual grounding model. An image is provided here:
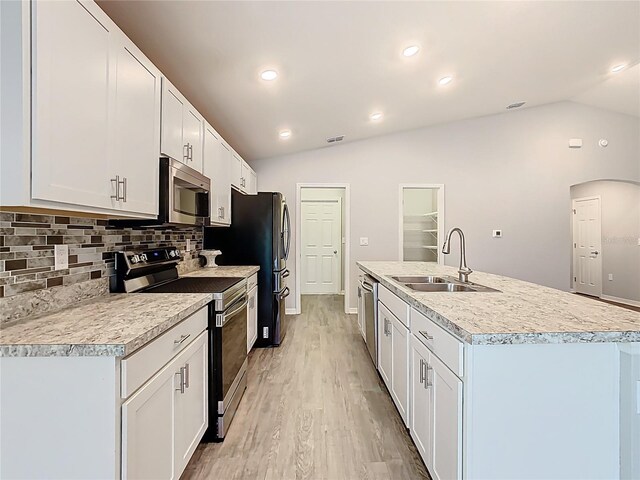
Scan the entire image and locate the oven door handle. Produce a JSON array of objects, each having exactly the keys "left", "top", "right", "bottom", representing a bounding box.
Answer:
[{"left": 216, "top": 296, "right": 248, "bottom": 327}]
